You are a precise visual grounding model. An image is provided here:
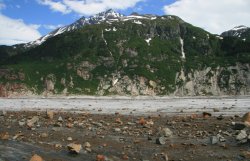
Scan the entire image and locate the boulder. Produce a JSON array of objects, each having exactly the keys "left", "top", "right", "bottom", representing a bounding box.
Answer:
[
  {"left": 67, "top": 143, "right": 82, "bottom": 154},
  {"left": 242, "top": 112, "right": 250, "bottom": 125},
  {"left": 58, "top": 116, "right": 63, "bottom": 122},
  {"left": 83, "top": 142, "right": 91, "bottom": 148},
  {"left": 29, "top": 154, "right": 43, "bottom": 161},
  {"left": 211, "top": 136, "right": 219, "bottom": 145},
  {"left": 232, "top": 122, "right": 246, "bottom": 130},
  {"left": 236, "top": 130, "right": 248, "bottom": 141},
  {"left": 96, "top": 155, "right": 105, "bottom": 161},
  {"left": 46, "top": 110, "right": 54, "bottom": 119},
  {"left": 156, "top": 137, "right": 166, "bottom": 145},
  {"left": 162, "top": 128, "right": 173, "bottom": 137},
  {"left": 27, "top": 116, "right": 39, "bottom": 127}
]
